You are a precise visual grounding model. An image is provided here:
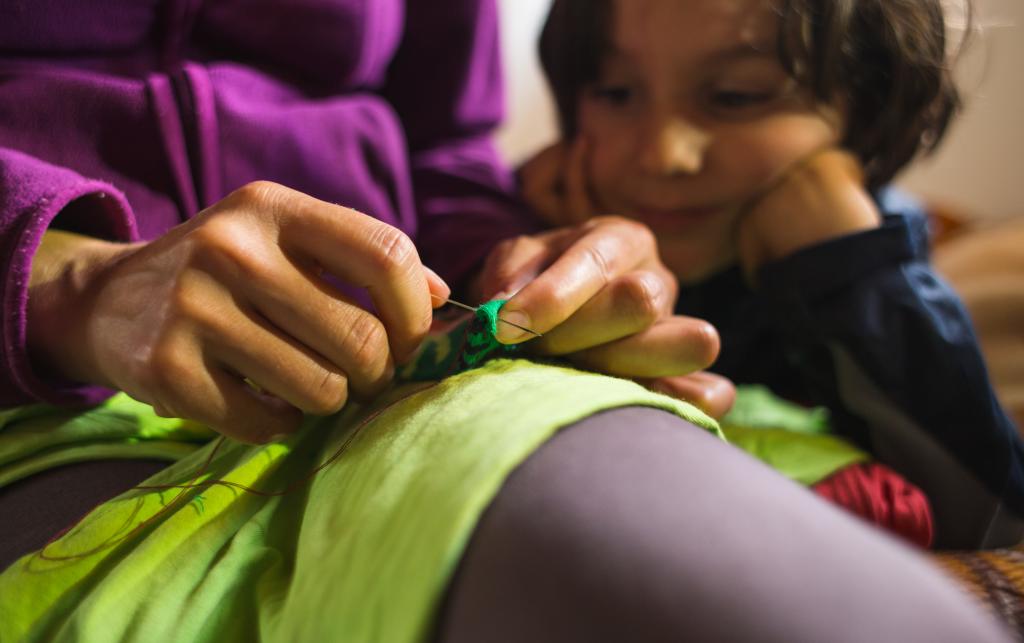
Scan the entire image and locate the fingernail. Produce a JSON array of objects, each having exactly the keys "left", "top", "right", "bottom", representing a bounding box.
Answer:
[
  {"left": 269, "top": 433, "right": 292, "bottom": 443},
  {"left": 491, "top": 284, "right": 525, "bottom": 301},
  {"left": 496, "top": 310, "right": 532, "bottom": 344},
  {"left": 423, "top": 266, "right": 450, "bottom": 290}
]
